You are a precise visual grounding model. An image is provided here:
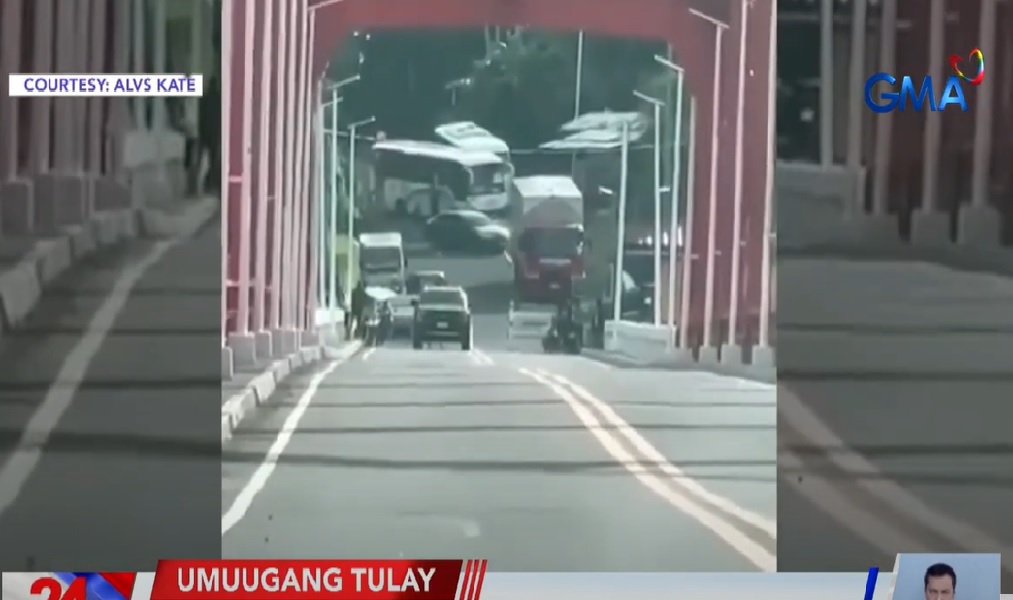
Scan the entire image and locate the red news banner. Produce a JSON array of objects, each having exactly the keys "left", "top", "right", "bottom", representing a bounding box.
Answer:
[
  {"left": 153, "top": 560, "right": 488, "bottom": 600},
  {"left": 15, "top": 560, "right": 488, "bottom": 600}
]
